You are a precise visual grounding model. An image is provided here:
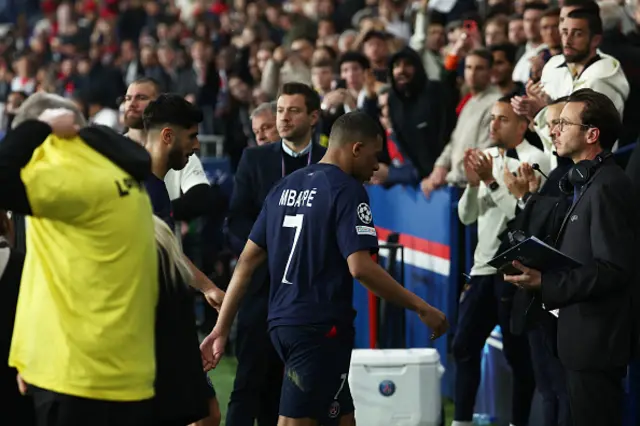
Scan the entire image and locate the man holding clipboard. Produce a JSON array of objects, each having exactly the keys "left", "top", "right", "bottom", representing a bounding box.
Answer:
[{"left": 503, "top": 89, "right": 637, "bottom": 426}]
